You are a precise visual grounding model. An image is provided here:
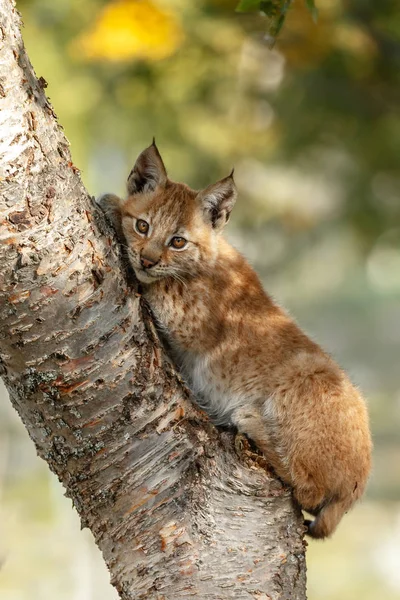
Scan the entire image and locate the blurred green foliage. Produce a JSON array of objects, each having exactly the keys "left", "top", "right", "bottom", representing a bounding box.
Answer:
[{"left": 18, "top": 0, "right": 400, "bottom": 252}]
